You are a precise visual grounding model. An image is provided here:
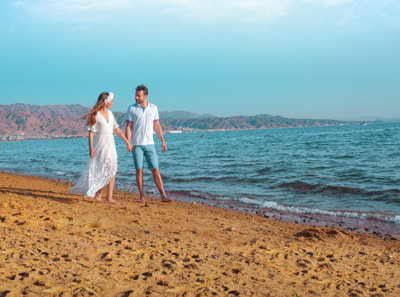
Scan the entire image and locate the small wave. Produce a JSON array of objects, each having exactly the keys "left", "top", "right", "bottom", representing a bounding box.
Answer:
[
  {"left": 53, "top": 170, "right": 66, "bottom": 176},
  {"left": 310, "top": 166, "right": 332, "bottom": 170},
  {"left": 271, "top": 181, "right": 319, "bottom": 192},
  {"left": 257, "top": 166, "right": 273, "bottom": 174},
  {"left": 236, "top": 198, "right": 400, "bottom": 225},
  {"left": 165, "top": 176, "right": 267, "bottom": 184},
  {"left": 372, "top": 194, "right": 400, "bottom": 205},
  {"left": 392, "top": 216, "right": 400, "bottom": 224},
  {"left": 169, "top": 190, "right": 216, "bottom": 200},
  {"left": 271, "top": 180, "right": 400, "bottom": 198},
  {"left": 165, "top": 177, "right": 214, "bottom": 183},
  {"left": 335, "top": 155, "right": 354, "bottom": 159}
]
